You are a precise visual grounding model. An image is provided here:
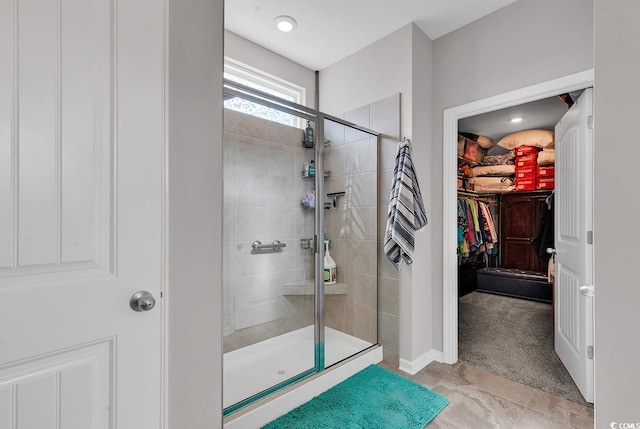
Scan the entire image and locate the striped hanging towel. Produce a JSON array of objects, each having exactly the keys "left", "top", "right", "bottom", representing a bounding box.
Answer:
[{"left": 384, "top": 140, "right": 428, "bottom": 269}]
